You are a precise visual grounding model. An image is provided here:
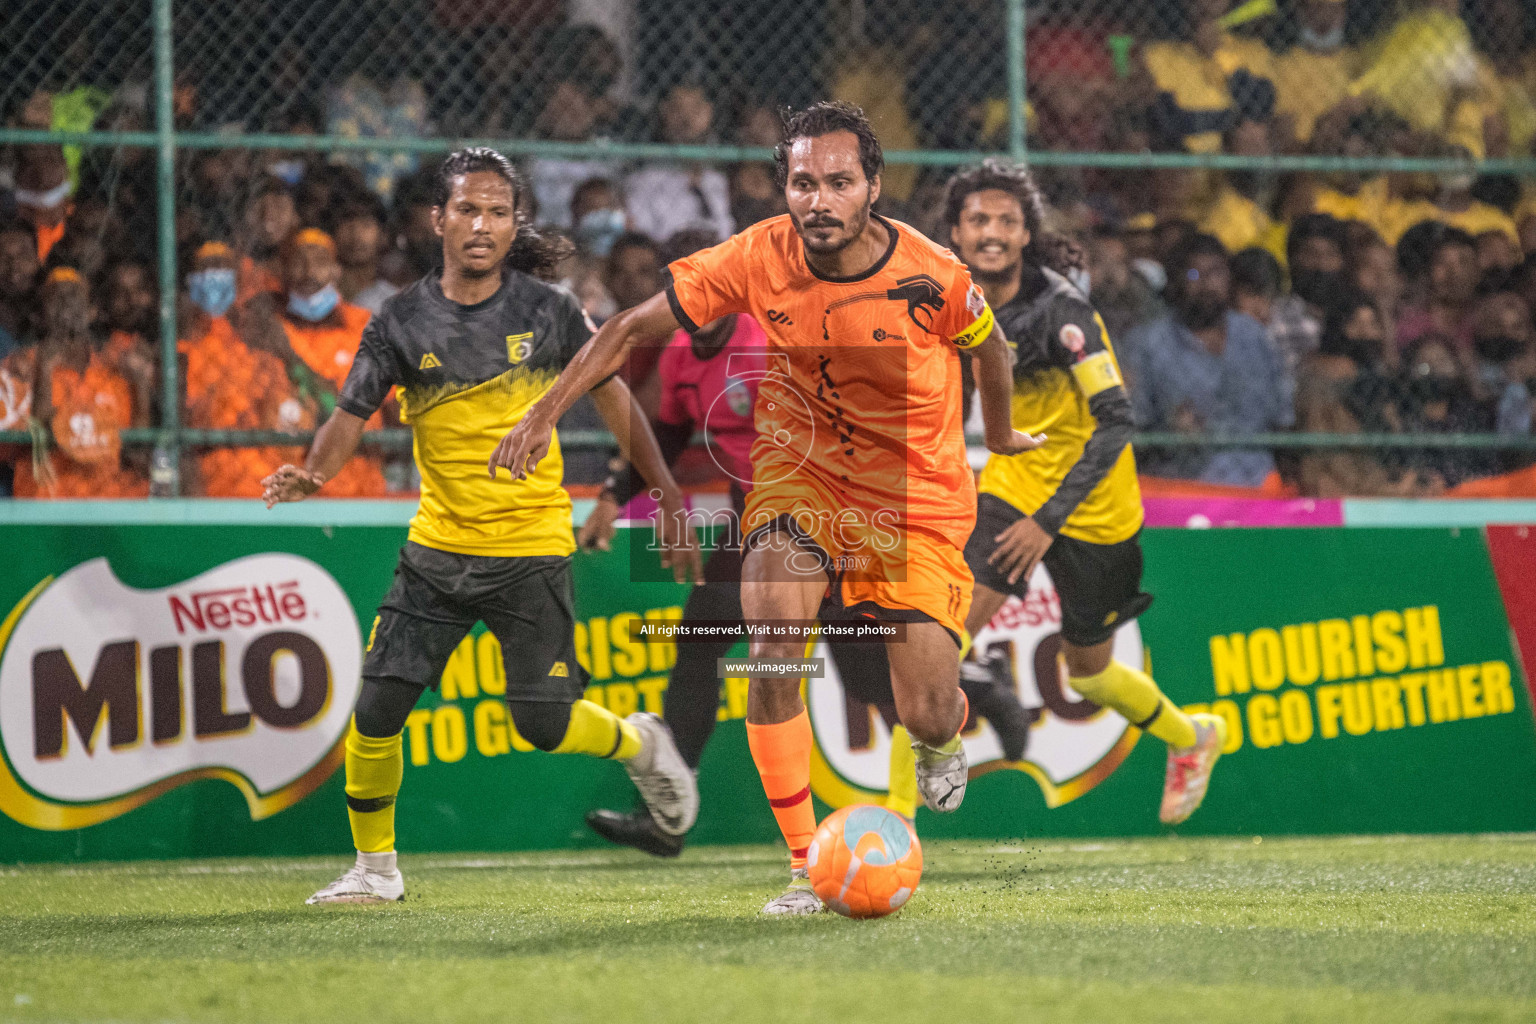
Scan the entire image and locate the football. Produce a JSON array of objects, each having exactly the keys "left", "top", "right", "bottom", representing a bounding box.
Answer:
[{"left": 806, "top": 804, "right": 924, "bottom": 918}]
